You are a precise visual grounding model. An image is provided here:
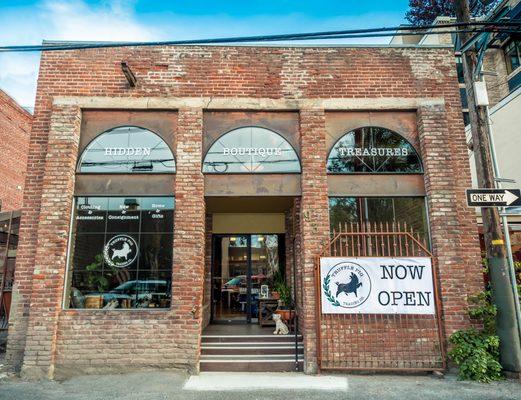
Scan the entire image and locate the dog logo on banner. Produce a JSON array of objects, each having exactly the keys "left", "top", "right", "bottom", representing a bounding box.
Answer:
[
  {"left": 323, "top": 261, "right": 371, "bottom": 308},
  {"left": 103, "top": 235, "right": 138, "bottom": 268}
]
